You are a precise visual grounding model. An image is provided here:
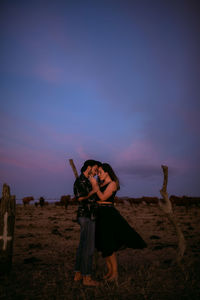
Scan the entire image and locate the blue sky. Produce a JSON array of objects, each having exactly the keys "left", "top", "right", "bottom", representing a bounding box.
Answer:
[{"left": 0, "top": 0, "right": 200, "bottom": 200}]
